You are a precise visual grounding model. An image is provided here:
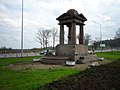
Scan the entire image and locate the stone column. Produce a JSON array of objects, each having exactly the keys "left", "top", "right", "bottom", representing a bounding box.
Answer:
[
  {"left": 60, "top": 24, "right": 64, "bottom": 44},
  {"left": 71, "top": 22, "right": 76, "bottom": 44},
  {"left": 68, "top": 25, "right": 71, "bottom": 44},
  {"left": 79, "top": 25, "right": 84, "bottom": 44}
]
